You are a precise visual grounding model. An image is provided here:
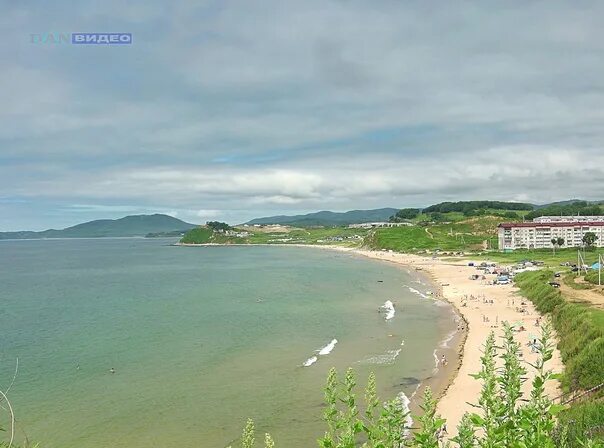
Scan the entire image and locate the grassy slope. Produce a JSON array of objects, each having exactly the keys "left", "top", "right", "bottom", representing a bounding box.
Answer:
[
  {"left": 181, "top": 211, "right": 527, "bottom": 251},
  {"left": 180, "top": 226, "right": 369, "bottom": 246},
  {"left": 368, "top": 215, "right": 504, "bottom": 252},
  {"left": 515, "top": 270, "right": 604, "bottom": 390},
  {"left": 514, "top": 270, "right": 604, "bottom": 444},
  {"left": 180, "top": 227, "right": 213, "bottom": 244}
]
